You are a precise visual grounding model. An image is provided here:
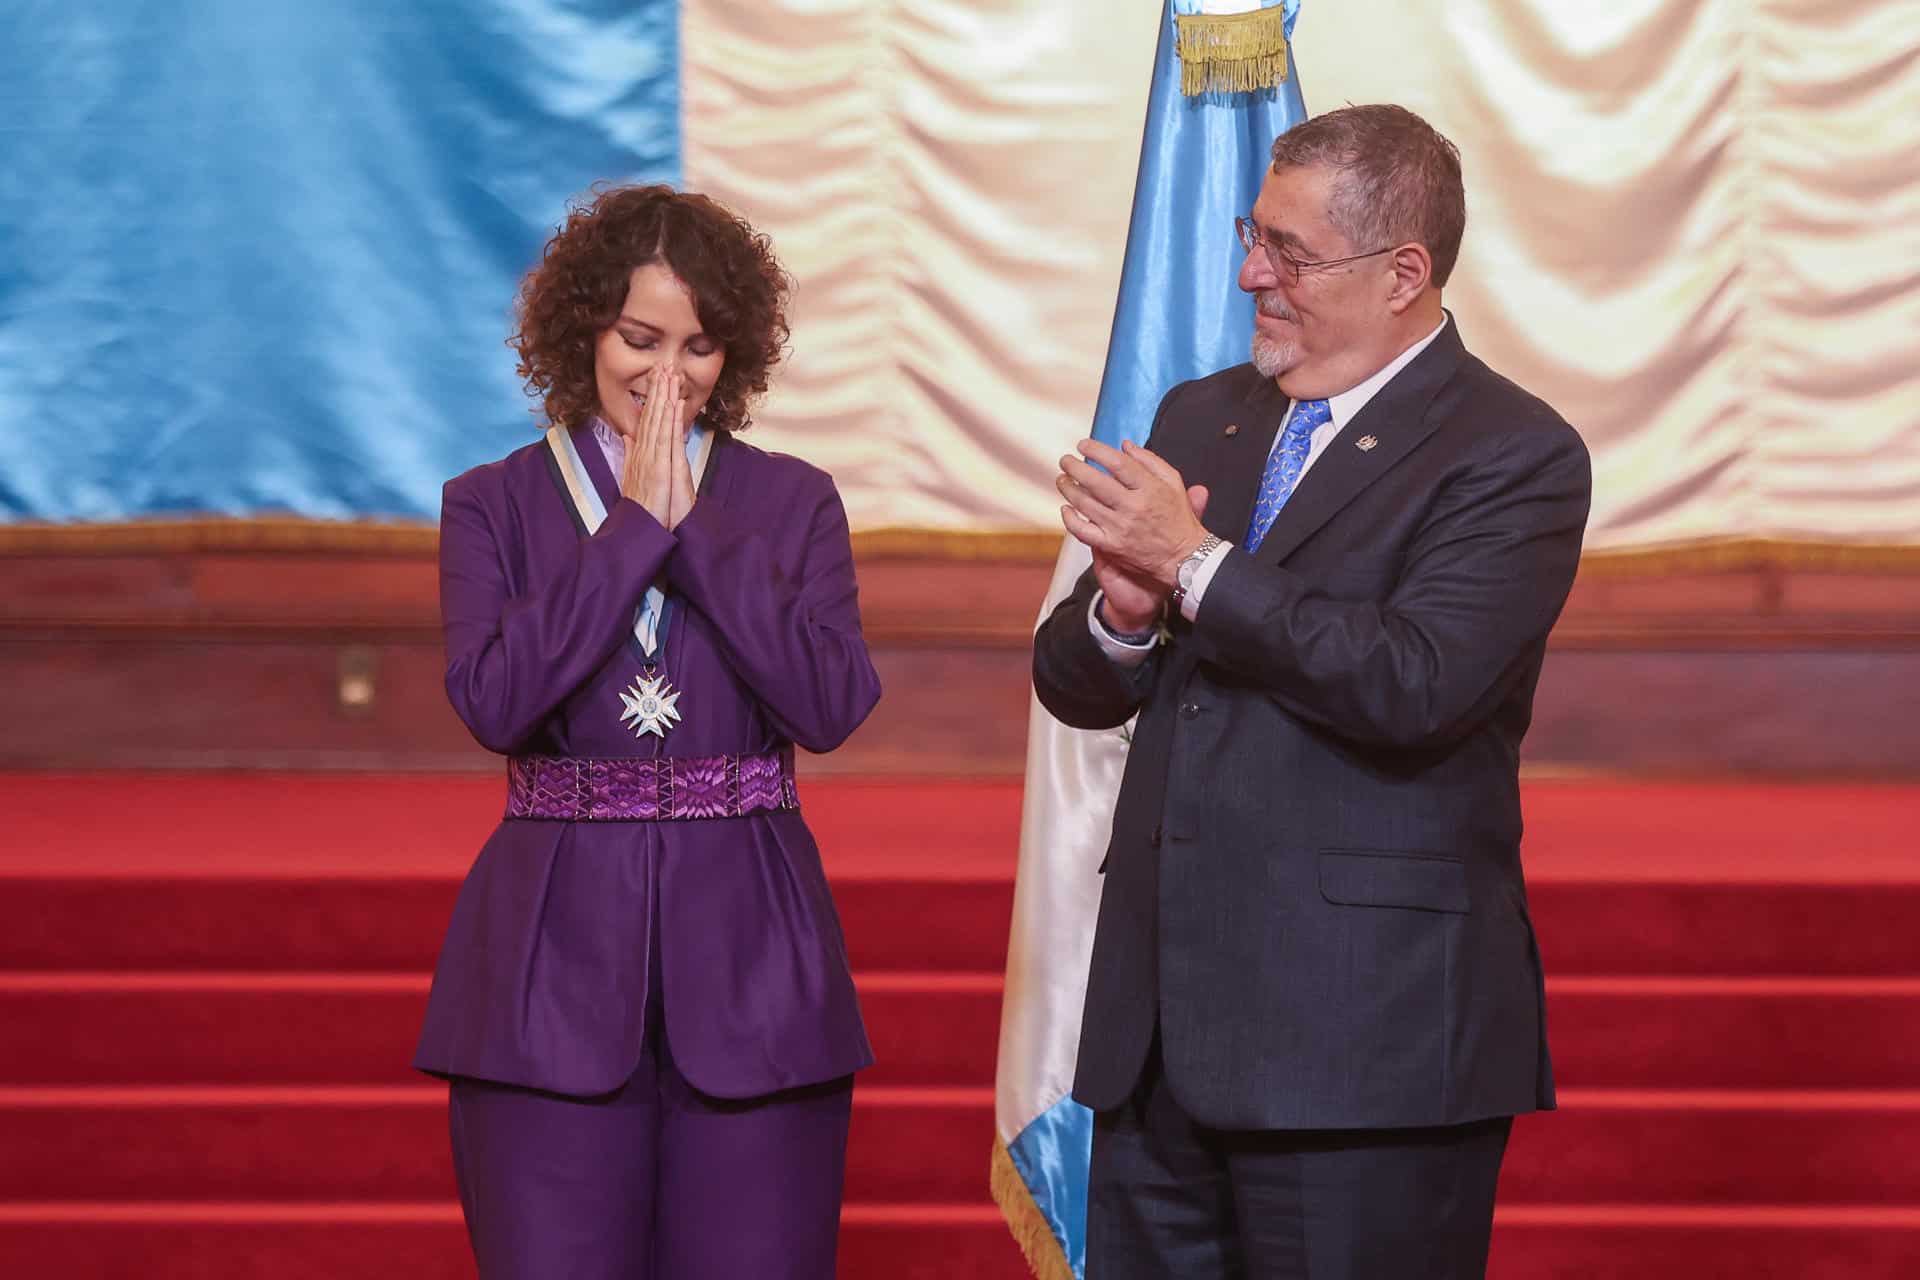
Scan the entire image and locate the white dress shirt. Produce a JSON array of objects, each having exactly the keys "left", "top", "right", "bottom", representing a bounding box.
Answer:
[{"left": 1090, "top": 315, "right": 1449, "bottom": 663}]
